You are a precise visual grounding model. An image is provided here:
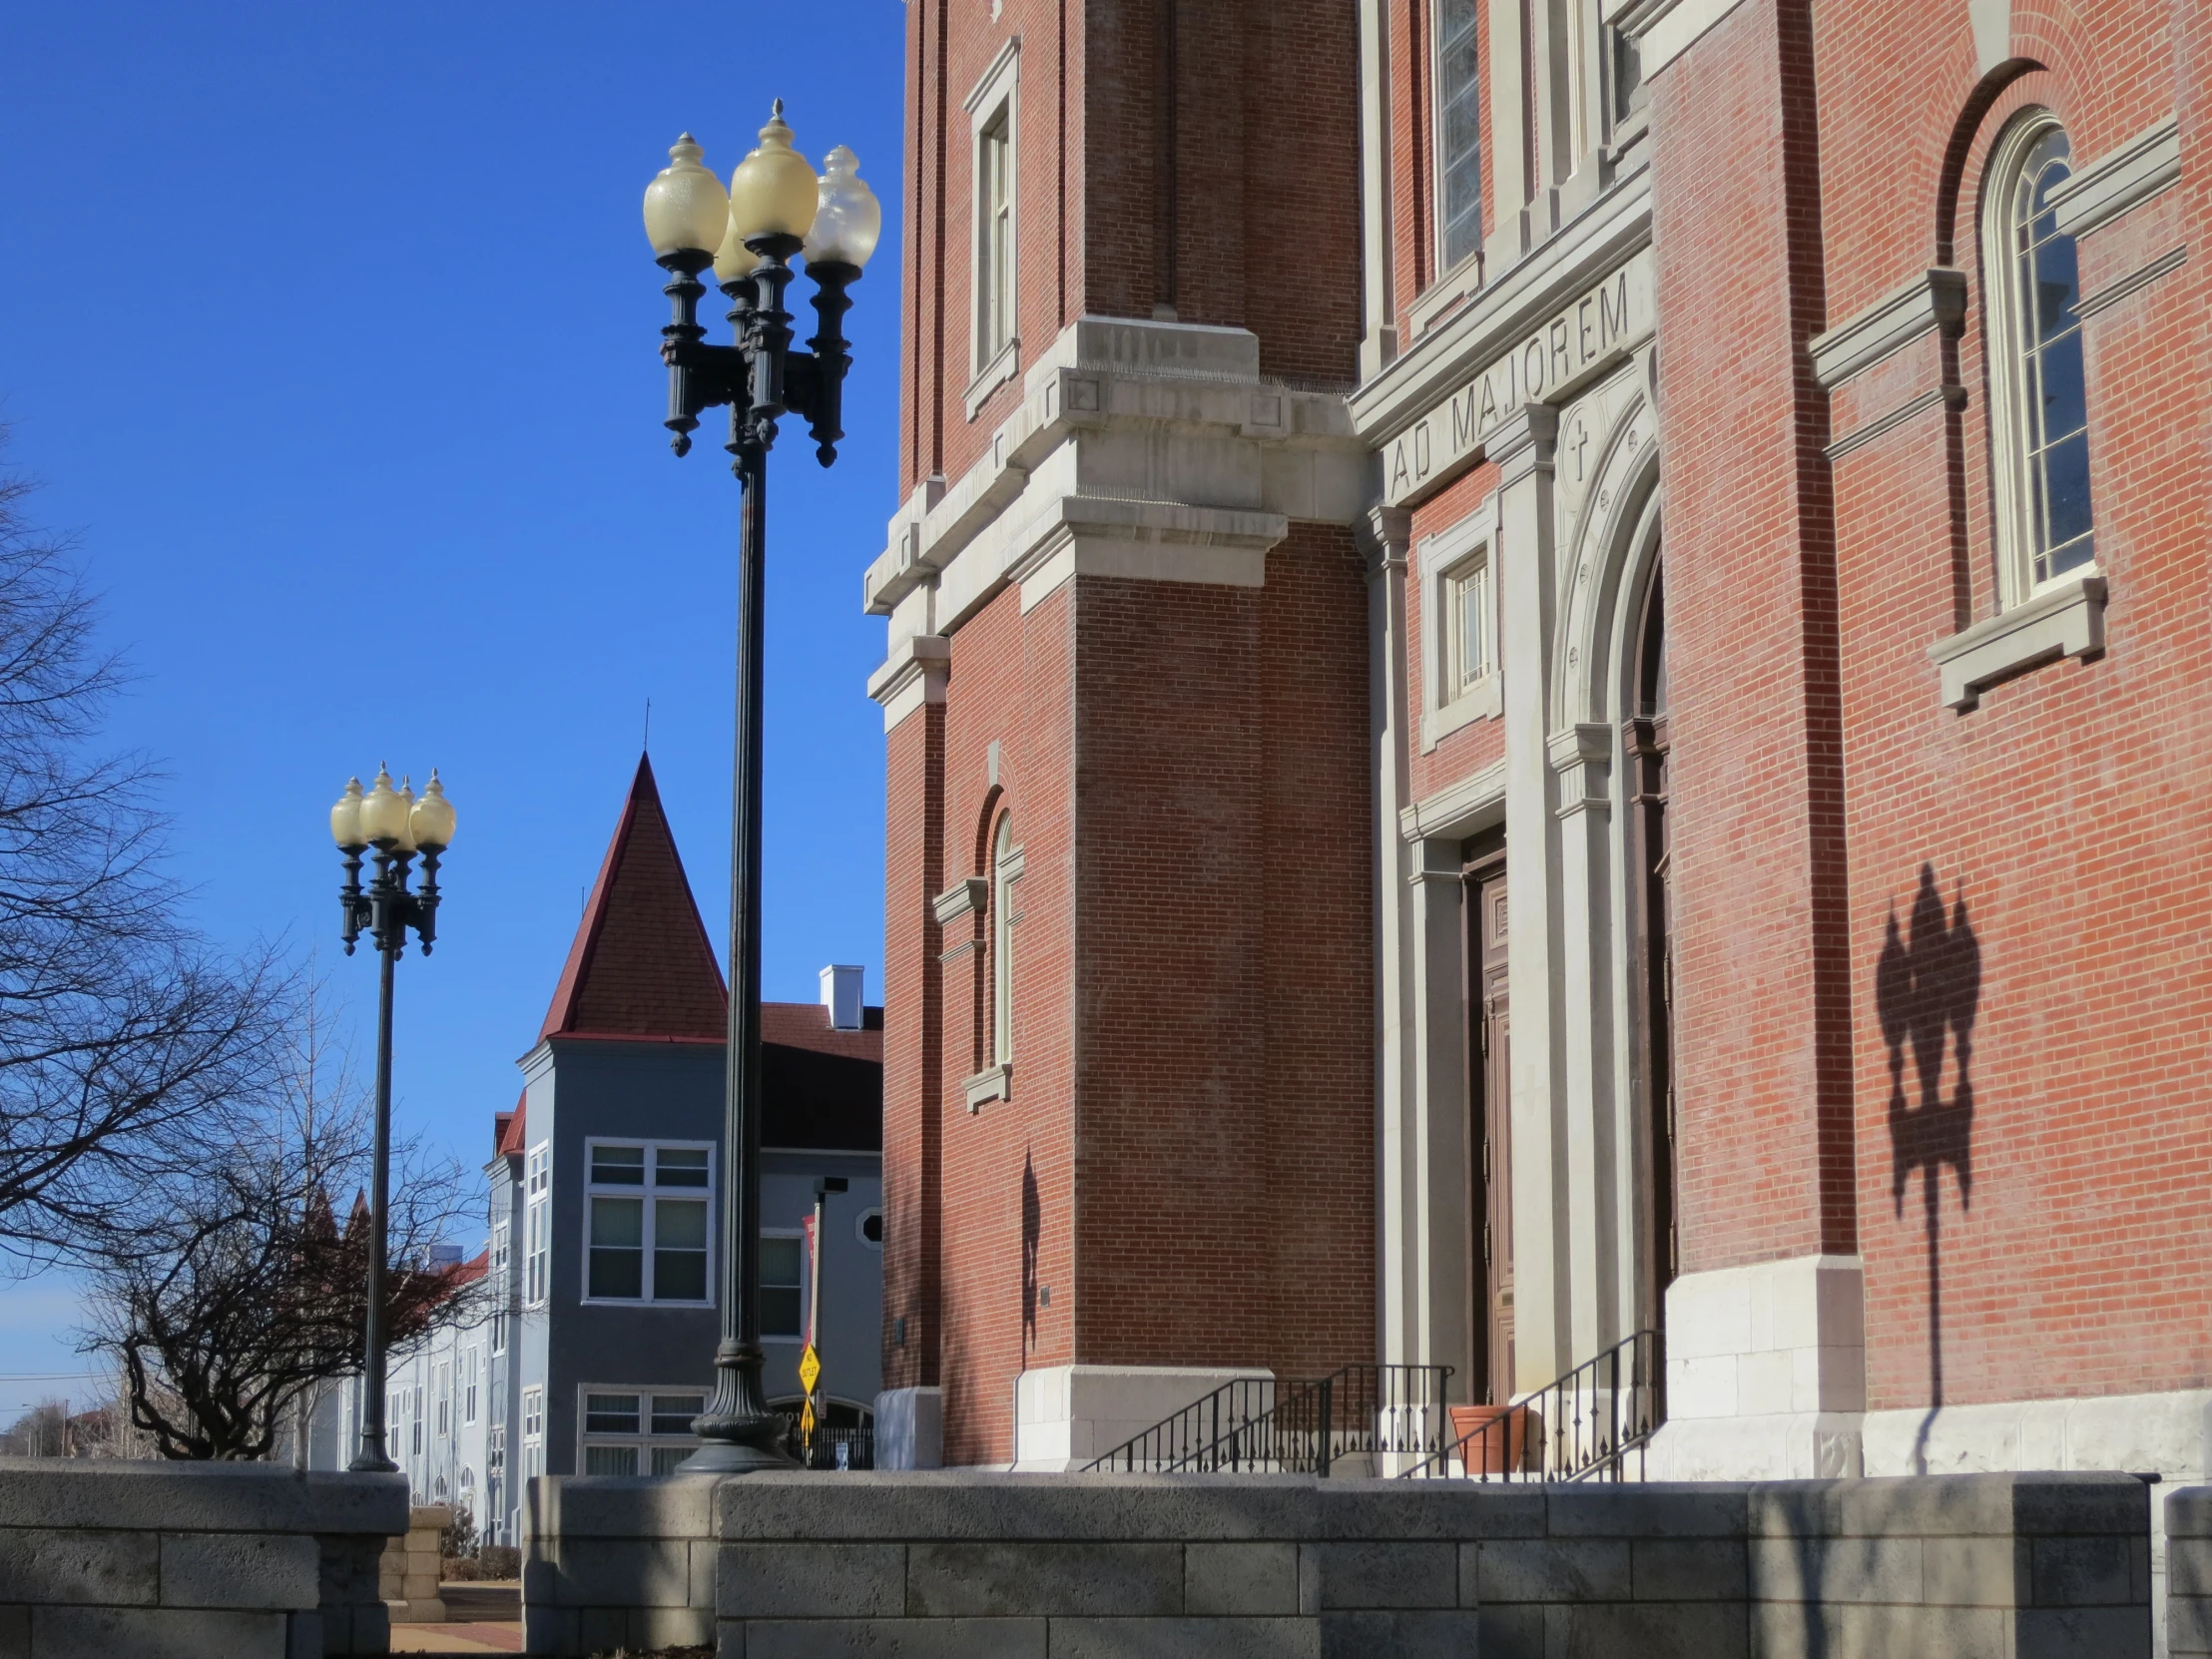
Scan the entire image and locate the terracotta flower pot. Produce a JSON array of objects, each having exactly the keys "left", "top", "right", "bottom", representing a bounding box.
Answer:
[{"left": 1448, "top": 1402, "right": 1537, "bottom": 1475}]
